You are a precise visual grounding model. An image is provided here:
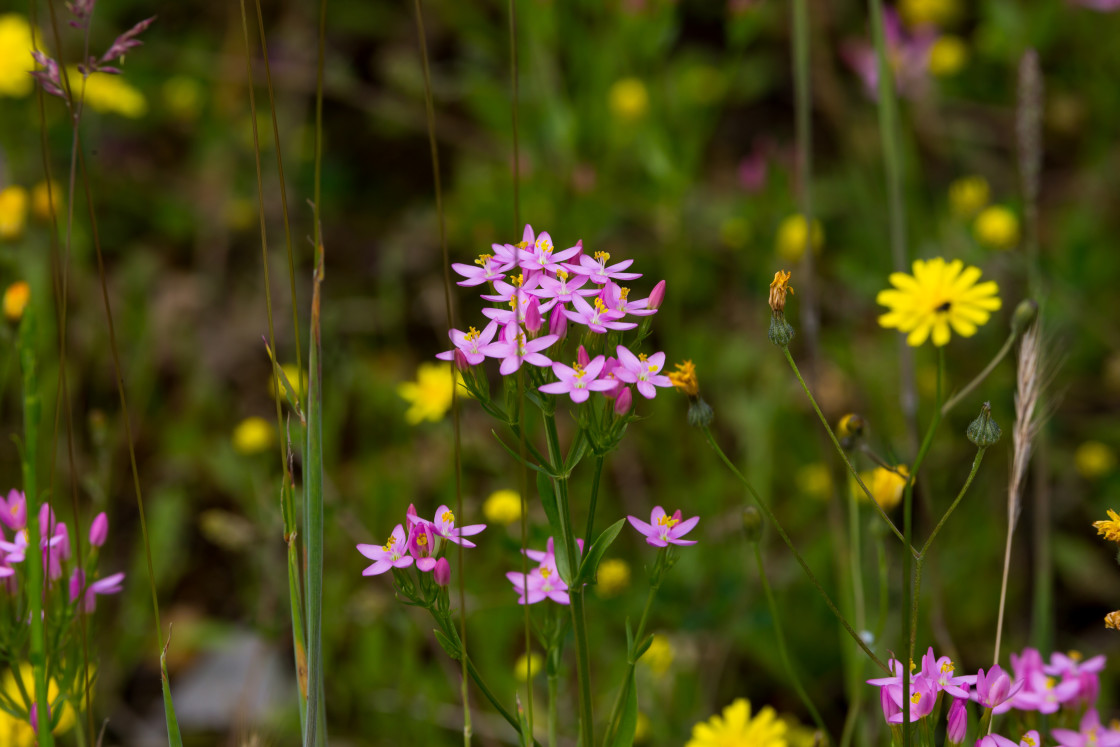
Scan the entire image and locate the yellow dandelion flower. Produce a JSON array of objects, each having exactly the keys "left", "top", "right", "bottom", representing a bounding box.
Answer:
[
  {"left": 796, "top": 463, "right": 832, "bottom": 501},
  {"left": 483, "top": 489, "right": 522, "bottom": 525},
  {"left": 929, "top": 36, "right": 968, "bottom": 77},
  {"left": 949, "top": 175, "right": 990, "bottom": 219},
  {"left": 0, "top": 663, "right": 75, "bottom": 747},
  {"left": 76, "top": 69, "right": 148, "bottom": 118},
  {"left": 31, "top": 181, "right": 62, "bottom": 222},
  {"left": 1075, "top": 441, "right": 1116, "bottom": 480},
  {"left": 514, "top": 652, "right": 542, "bottom": 682},
  {"left": 595, "top": 558, "right": 631, "bottom": 598},
  {"left": 0, "top": 185, "right": 29, "bottom": 240},
  {"left": 233, "top": 416, "right": 274, "bottom": 455},
  {"left": 776, "top": 214, "right": 823, "bottom": 262},
  {"left": 4, "top": 282, "right": 30, "bottom": 322},
  {"left": 397, "top": 363, "right": 466, "bottom": 425},
  {"left": 609, "top": 77, "right": 649, "bottom": 121},
  {"left": 855, "top": 465, "right": 909, "bottom": 511},
  {"left": 640, "top": 634, "right": 674, "bottom": 676},
  {"left": 0, "top": 15, "right": 37, "bottom": 98},
  {"left": 973, "top": 206, "right": 1020, "bottom": 251},
  {"left": 686, "top": 698, "right": 787, "bottom": 747},
  {"left": 668, "top": 360, "right": 700, "bottom": 397},
  {"left": 877, "top": 257, "right": 1002, "bottom": 347},
  {"left": 1093, "top": 509, "right": 1120, "bottom": 543}
]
